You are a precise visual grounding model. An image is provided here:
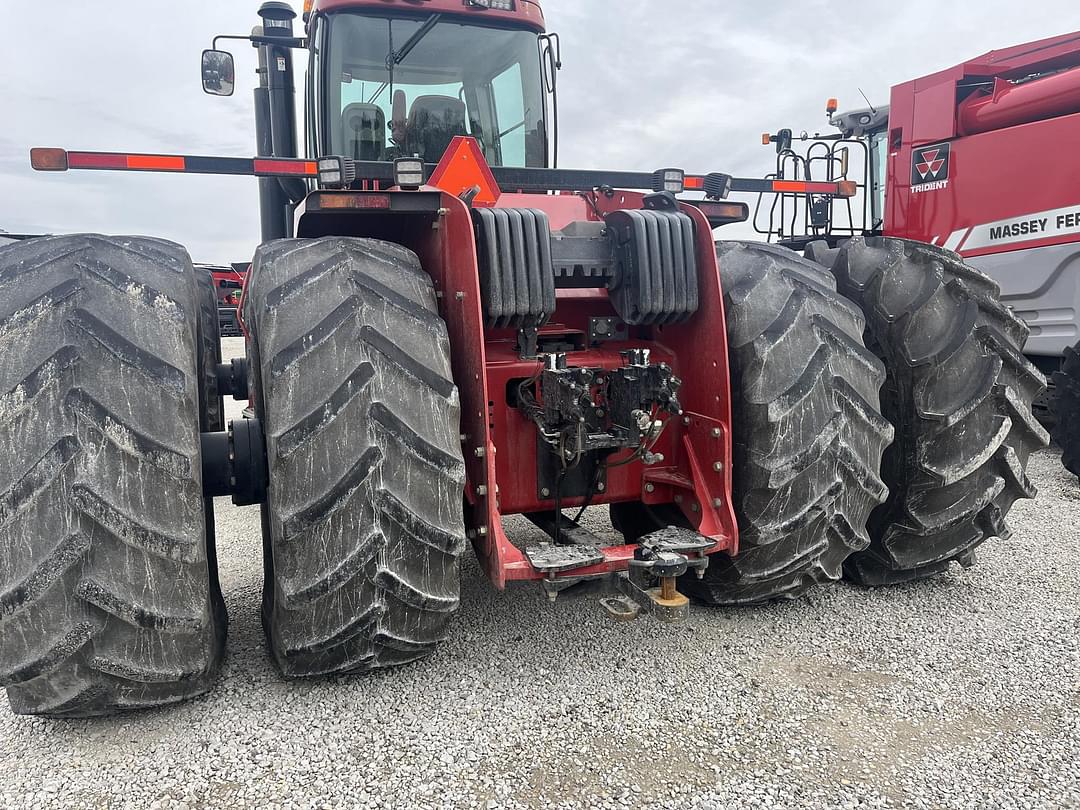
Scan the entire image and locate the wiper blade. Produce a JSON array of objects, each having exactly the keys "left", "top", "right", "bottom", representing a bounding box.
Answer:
[
  {"left": 388, "top": 13, "right": 442, "bottom": 68},
  {"left": 368, "top": 13, "right": 442, "bottom": 104}
]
